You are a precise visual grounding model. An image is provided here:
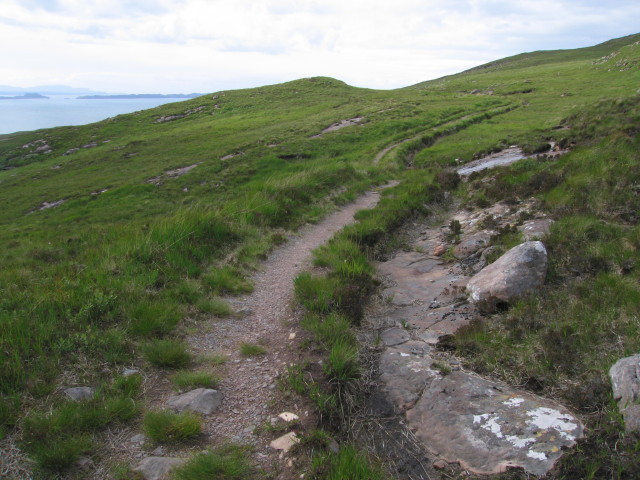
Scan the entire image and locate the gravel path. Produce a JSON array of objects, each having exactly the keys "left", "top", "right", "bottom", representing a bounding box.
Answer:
[{"left": 187, "top": 186, "right": 392, "bottom": 467}]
